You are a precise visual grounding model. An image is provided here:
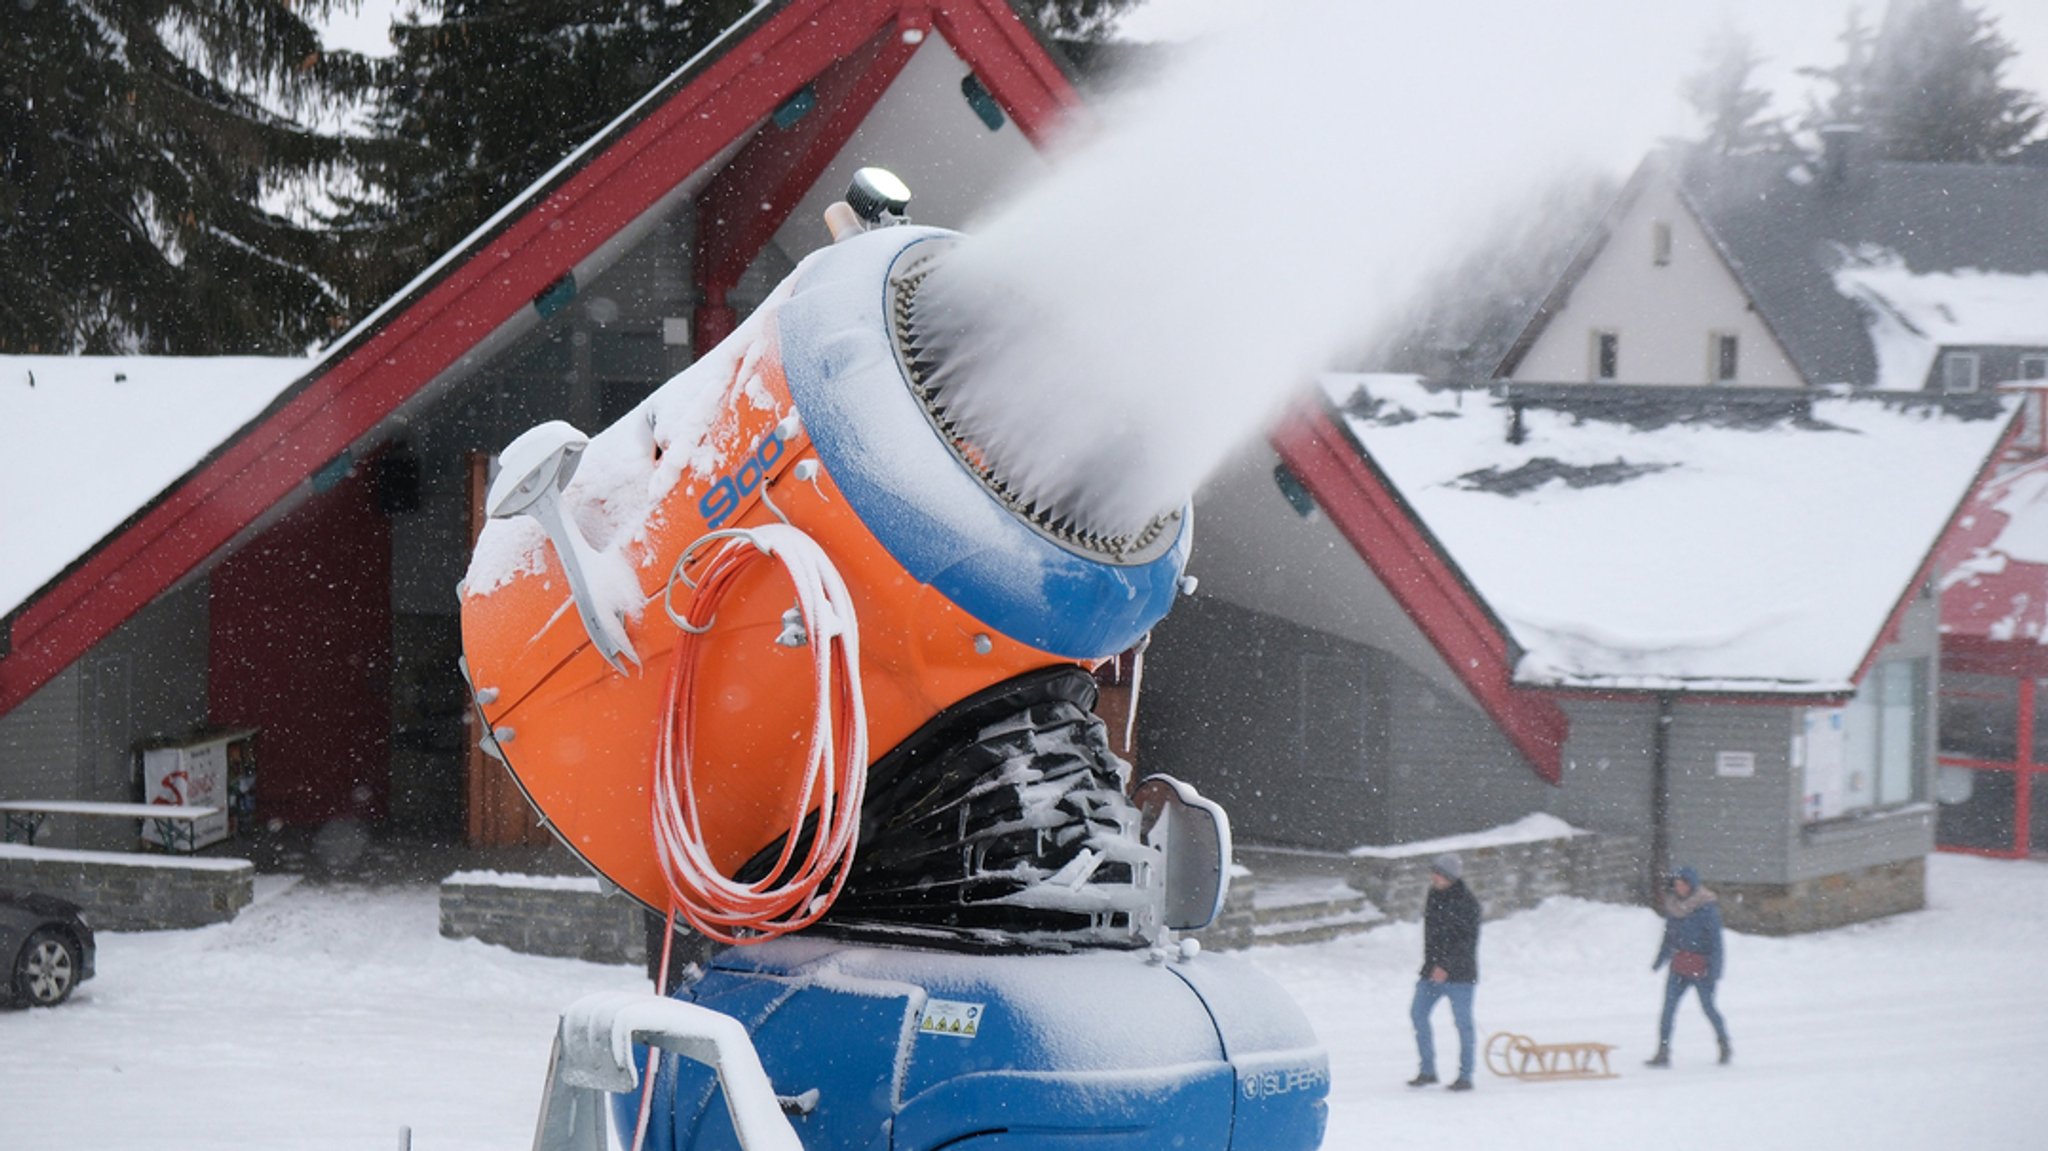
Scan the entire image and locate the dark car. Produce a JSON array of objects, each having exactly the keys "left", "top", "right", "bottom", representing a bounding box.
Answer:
[{"left": 1, "top": 890, "right": 96, "bottom": 1007}]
